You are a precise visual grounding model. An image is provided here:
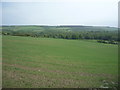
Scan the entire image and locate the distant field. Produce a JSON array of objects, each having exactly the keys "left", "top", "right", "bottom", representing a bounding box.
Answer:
[
  {"left": 2, "top": 25, "right": 118, "bottom": 32},
  {"left": 2, "top": 36, "right": 118, "bottom": 88}
]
